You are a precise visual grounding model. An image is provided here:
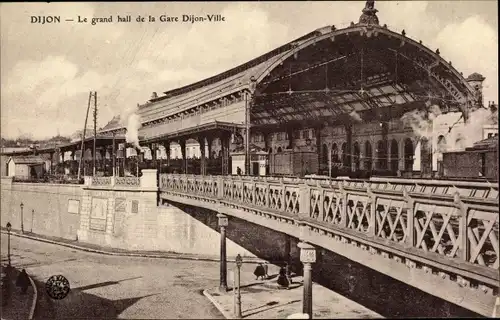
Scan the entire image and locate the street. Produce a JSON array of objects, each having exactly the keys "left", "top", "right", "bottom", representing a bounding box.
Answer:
[{"left": 0, "top": 233, "right": 247, "bottom": 319}]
